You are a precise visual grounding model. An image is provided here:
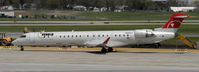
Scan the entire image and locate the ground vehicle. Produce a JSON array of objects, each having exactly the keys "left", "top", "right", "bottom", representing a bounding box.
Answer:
[{"left": 0, "top": 33, "right": 12, "bottom": 46}]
